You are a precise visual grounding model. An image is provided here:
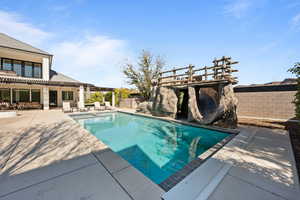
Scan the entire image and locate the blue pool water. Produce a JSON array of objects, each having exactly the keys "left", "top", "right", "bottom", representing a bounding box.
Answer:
[{"left": 75, "top": 112, "right": 229, "bottom": 184}]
